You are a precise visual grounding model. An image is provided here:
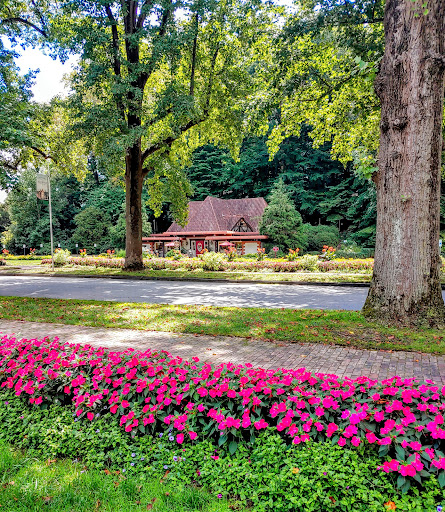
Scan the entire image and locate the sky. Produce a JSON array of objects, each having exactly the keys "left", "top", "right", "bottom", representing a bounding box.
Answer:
[{"left": 0, "top": 47, "right": 74, "bottom": 203}]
